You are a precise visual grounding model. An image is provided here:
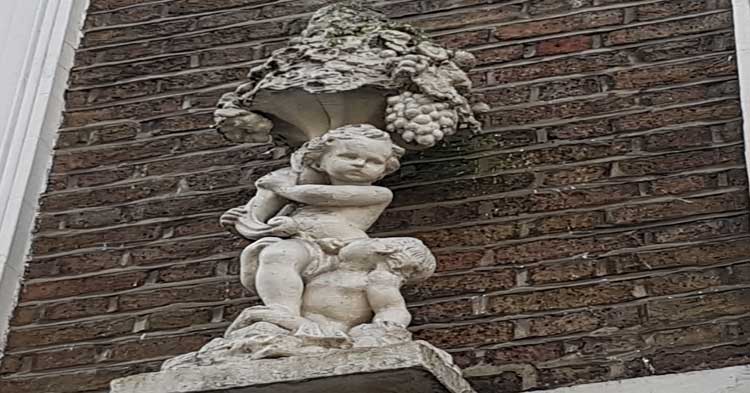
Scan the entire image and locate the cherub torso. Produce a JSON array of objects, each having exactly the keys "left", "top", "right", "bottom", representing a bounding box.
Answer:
[{"left": 290, "top": 204, "right": 388, "bottom": 240}]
